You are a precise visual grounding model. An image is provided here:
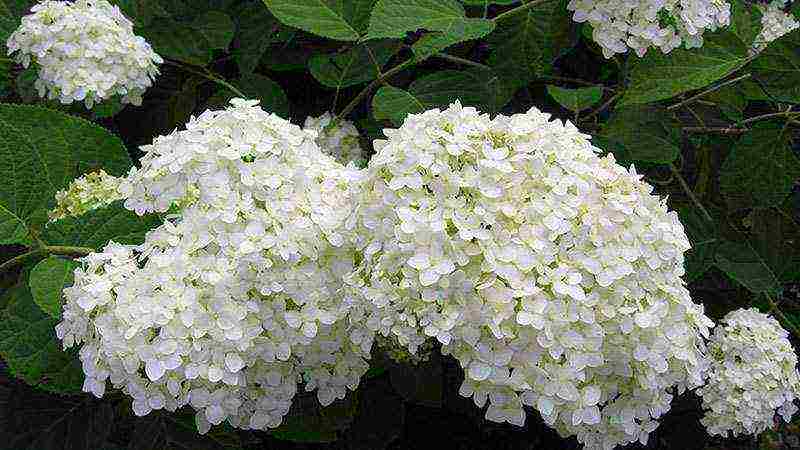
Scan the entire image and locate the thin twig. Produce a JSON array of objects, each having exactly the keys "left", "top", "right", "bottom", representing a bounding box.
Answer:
[
  {"left": 541, "top": 75, "right": 615, "bottom": 91},
  {"left": 583, "top": 92, "right": 621, "bottom": 120},
  {"left": 334, "top": 58, "right": 415, "bottom": 123},
  {"left": 667, "top": 73, "right": 751, "bottom": 111},
  {"left": 0, "top": 245, "right": 93, "bottom": 274},
  {"left": 430, "top": 53, "right": 491, "bottom": 71},
  {"left": 670, "top": 163, "right": 713, "bottom": 222},
  {"left": 738, "top": 110, "right": 800, "bottom": 126},
  {"left": 492, "top": 0, "right": 553, "bottom": 22},
  {"left": 682, "top": 126, "right": 748, "bottom": 134},
  {"left": 163, "top": 59, "right": 246, "bottom": 98}
]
